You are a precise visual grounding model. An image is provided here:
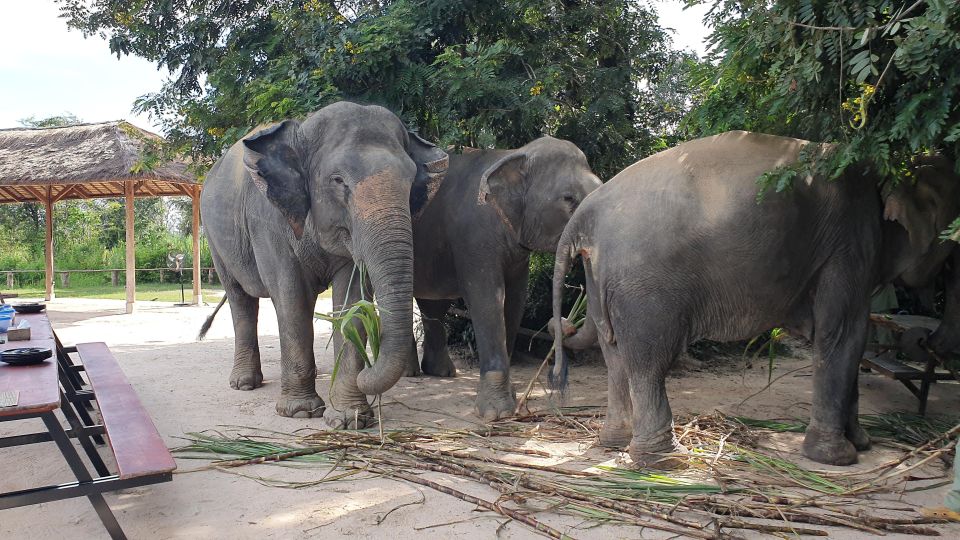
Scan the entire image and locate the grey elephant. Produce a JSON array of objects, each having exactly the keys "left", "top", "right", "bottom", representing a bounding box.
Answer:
[
  {"left": 551, "top": 131, "right": 960, "bottom": 466},
  {"left": 199, "top": 102, "right": 447, "bottom": 426},
  {"left": 407, "top": 136, "right": 601, "bottom": 420}
]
